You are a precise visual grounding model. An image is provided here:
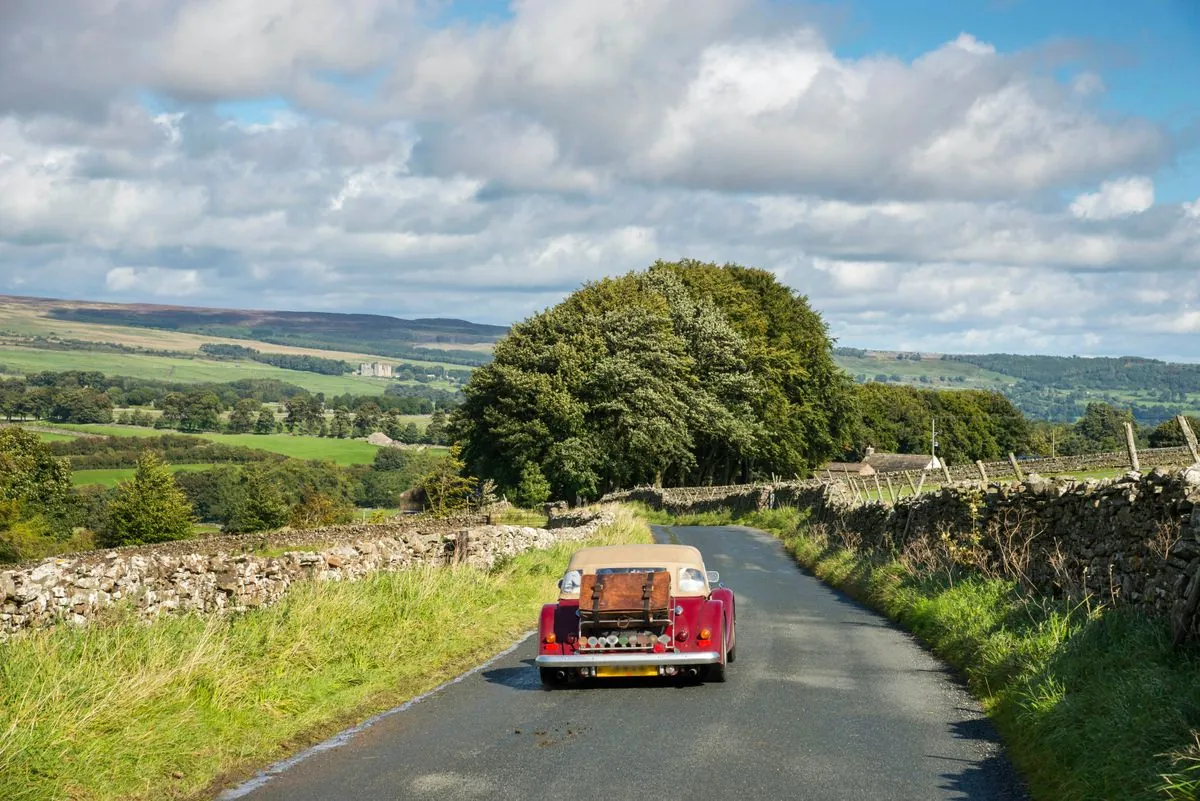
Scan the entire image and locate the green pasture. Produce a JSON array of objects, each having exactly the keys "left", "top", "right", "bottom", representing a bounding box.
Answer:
[
  {"left": 0, "top": 345, "right": 462, "bottom": 396},
  {"left": 50, "top": 424, "right": 385, "bottom": 465},
  {"left": 833, "top": 353, "right": 1017, "bottom": 388},
  {"left": 72, "top": 464, "right": 219, "bottom": 487}
]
